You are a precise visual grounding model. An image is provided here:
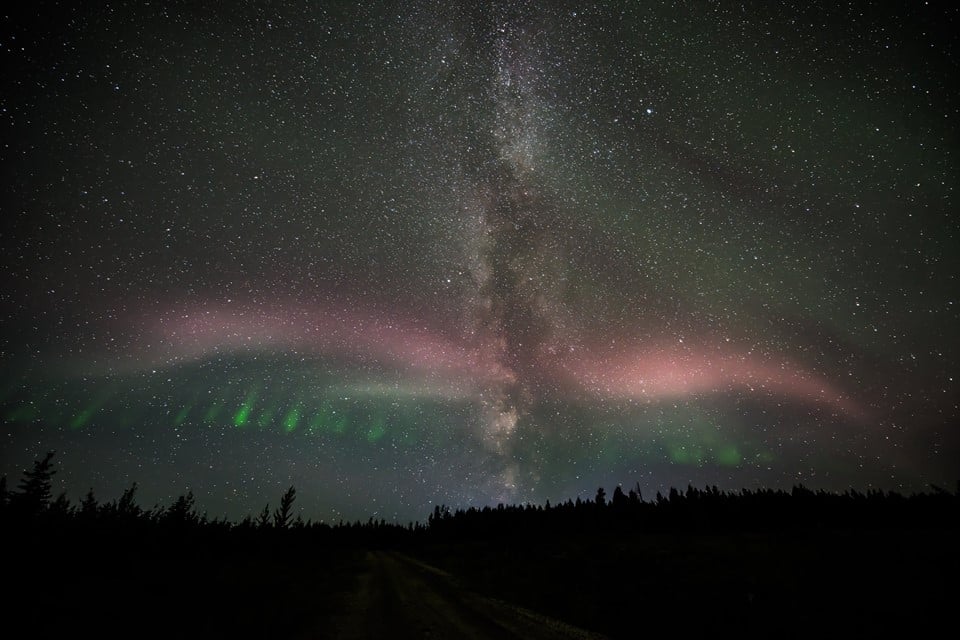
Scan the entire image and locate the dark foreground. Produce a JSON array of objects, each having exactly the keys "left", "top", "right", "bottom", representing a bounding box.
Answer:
[
  {"left": 414, "top": 528, "right": 958, "bottom": 638},
  {"left": 4, "top": 458, "right": 957, "bottom": 638},
  {"left": 323, "top": 551, "right": 602, "bottom": 639},
  {"left": 6, "top": 525, "right": 956, "bottom": 639}
]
